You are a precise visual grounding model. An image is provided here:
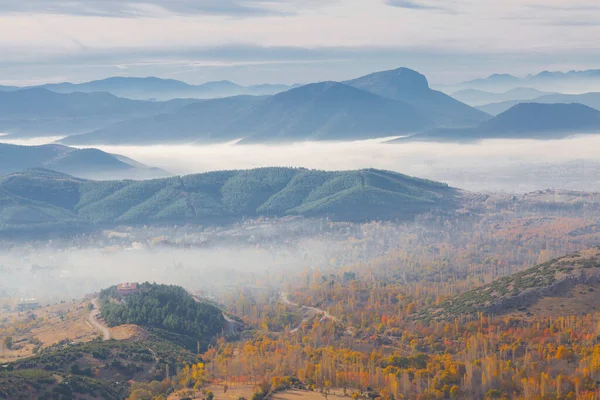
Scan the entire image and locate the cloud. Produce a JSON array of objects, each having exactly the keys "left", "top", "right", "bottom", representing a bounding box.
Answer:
[
  {"left": 524, "top": 3, "right": 600, "bottom": 12},
  {"left": 0, "top": 43, "right": 520, "bottom": 86},
  {"left": 3, "top": 42, "right": 600, "bottom": 87},
  {"left": 385, "top": 0, "right": 448, "bottom": 11},
  {"left": 1, "top": 0, "right": 600, "bottom": 86},
  {"left": 549, "top": 20, "right": 600, "bottom": 27},
  {"left": 0, "top": 0, "right": 298, "bottom": 17}
]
